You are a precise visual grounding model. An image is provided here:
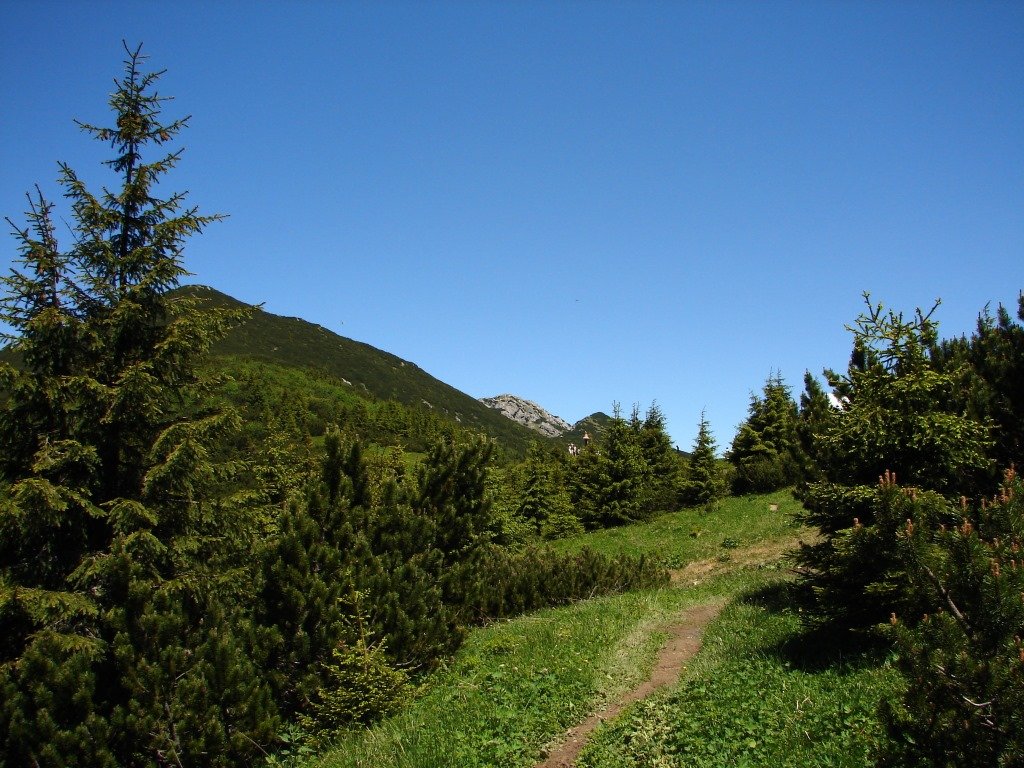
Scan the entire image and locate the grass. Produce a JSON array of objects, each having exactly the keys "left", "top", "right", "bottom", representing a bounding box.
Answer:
[
  {"left": 549, "top": 490, "right": 806, "bottom": 568},
  {"left": 577, "top": 580, "right": 902, "bottom": 767},
  {"left": 305, "top": 571, "right": 768, "bottom": 768},
  {"left": 297, "top": 493, "right": 897, "bottom": 767}
]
